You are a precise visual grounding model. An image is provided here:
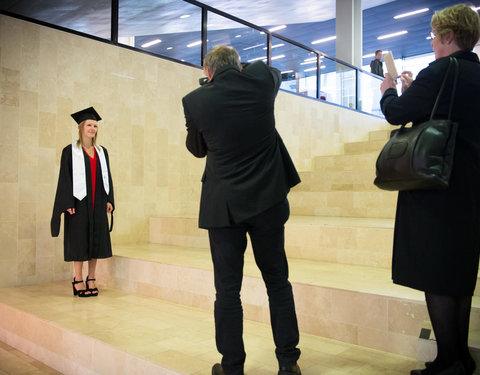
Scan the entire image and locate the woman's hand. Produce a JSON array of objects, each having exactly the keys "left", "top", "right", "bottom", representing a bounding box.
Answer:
[
  {"left": 106, "top": 202, "right": 113, "bottom": 213},
  {"left": 399, "top": 71, "right": 413, "bottom": 93},
  {"left": 380, "top": 73, "right": 396, "bottom": 95},
  {"left": 66, "top": 208, "right": 75, "bottom": 215}
]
